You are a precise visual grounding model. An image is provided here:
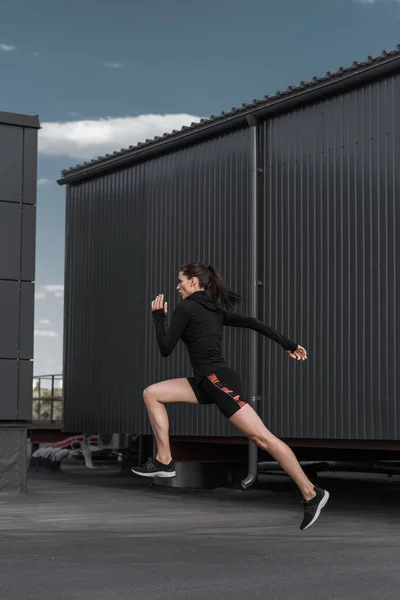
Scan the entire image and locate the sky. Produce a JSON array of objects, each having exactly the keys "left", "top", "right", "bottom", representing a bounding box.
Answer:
[{"left": 1, "top": 0, "right": 400, "bottom": 376}]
